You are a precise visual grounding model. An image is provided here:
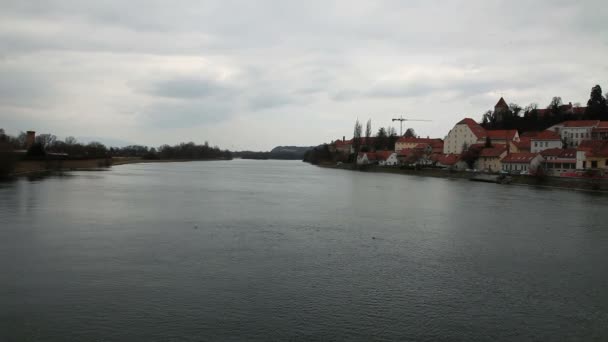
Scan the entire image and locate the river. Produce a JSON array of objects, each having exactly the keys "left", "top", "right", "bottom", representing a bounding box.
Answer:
[{"left": 1, "top": 160, "right": 607, "bottom": 341}]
